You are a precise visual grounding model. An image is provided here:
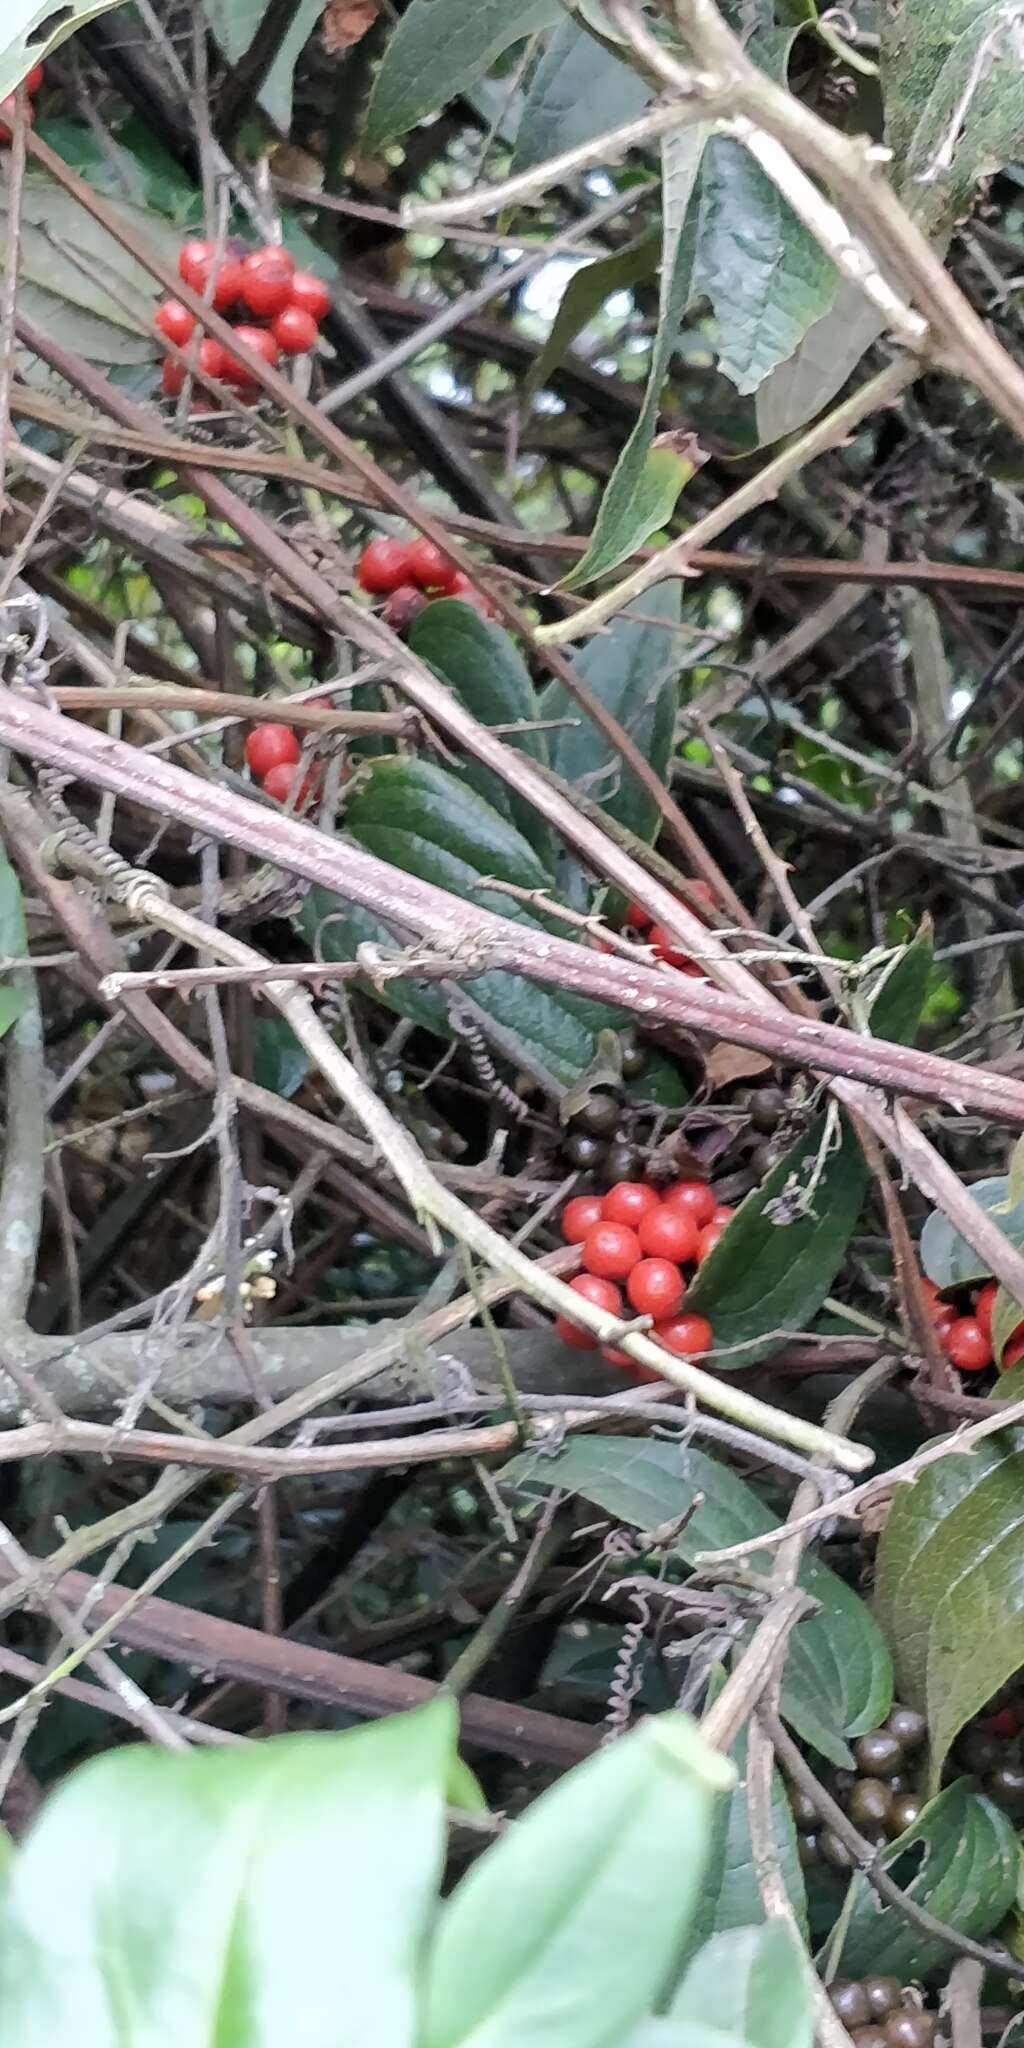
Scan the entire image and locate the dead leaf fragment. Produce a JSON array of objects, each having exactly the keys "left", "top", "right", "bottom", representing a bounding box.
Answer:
[
  {"left": 703, "top": 1042, "right": 773, "bottom": 1094},
  {"left": 322, "top": 0, "right": 380, "bottom": 52}
]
